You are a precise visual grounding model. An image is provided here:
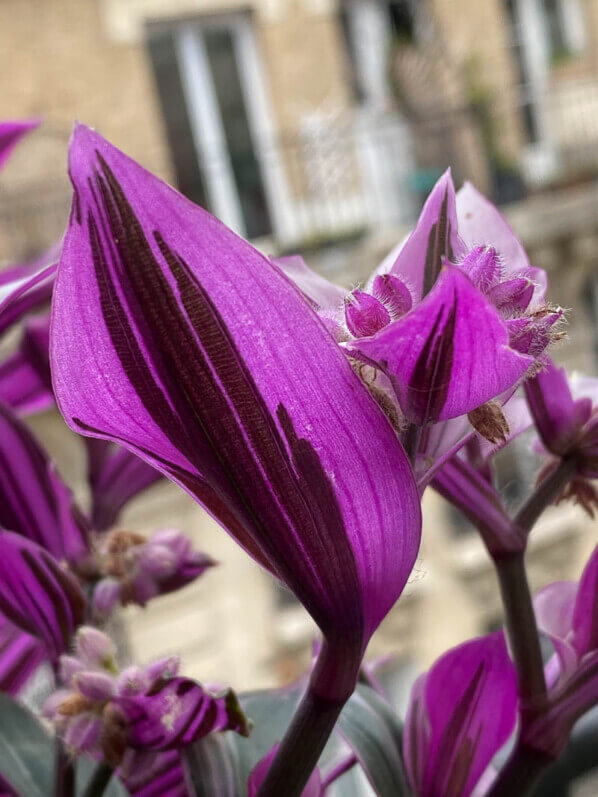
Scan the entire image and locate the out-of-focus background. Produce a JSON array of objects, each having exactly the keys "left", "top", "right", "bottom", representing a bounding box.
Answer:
[{"left": 1, "top": 0, "right": 598, "bottom": 778}]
